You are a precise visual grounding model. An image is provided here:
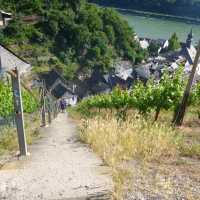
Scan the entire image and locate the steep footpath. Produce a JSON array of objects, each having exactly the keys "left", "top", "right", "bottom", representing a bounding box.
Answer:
[{"left": 0, "top": 113, "right": 113, "bottom": 200}]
